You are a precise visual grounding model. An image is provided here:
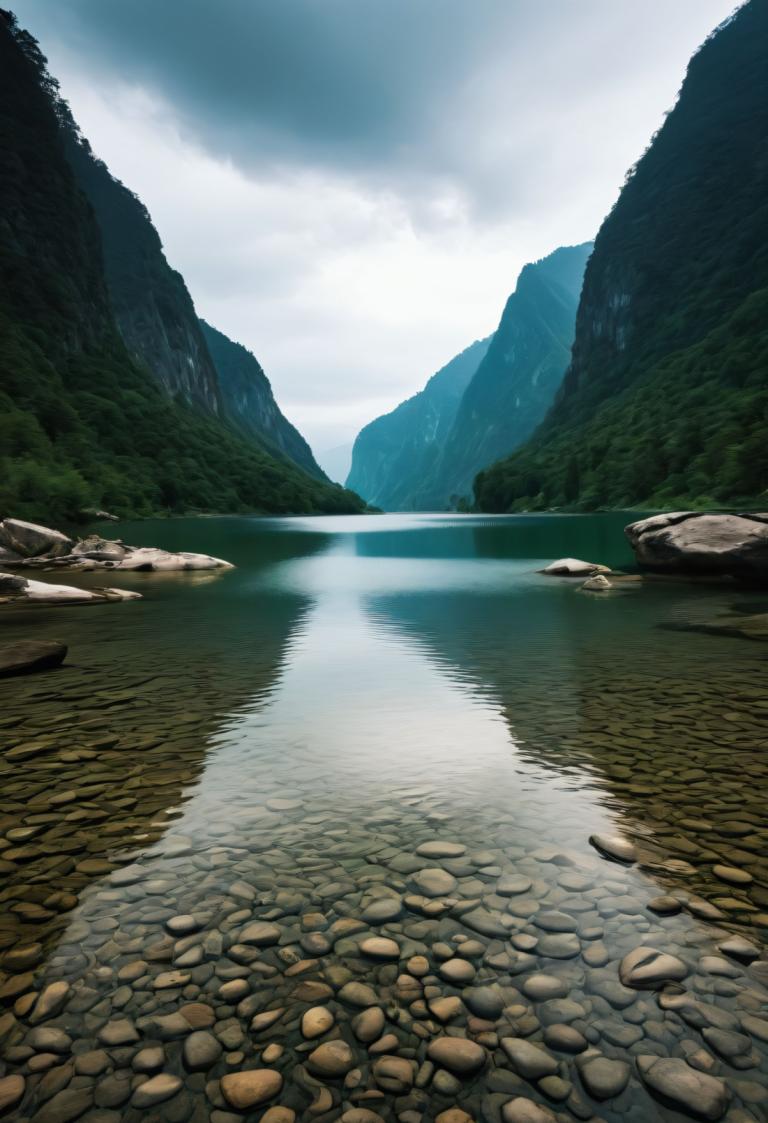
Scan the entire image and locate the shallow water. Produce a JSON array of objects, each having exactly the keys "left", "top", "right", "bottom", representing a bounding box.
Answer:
[{"left": 0, "top": 512, "right": 766, "bottom": 1123}]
